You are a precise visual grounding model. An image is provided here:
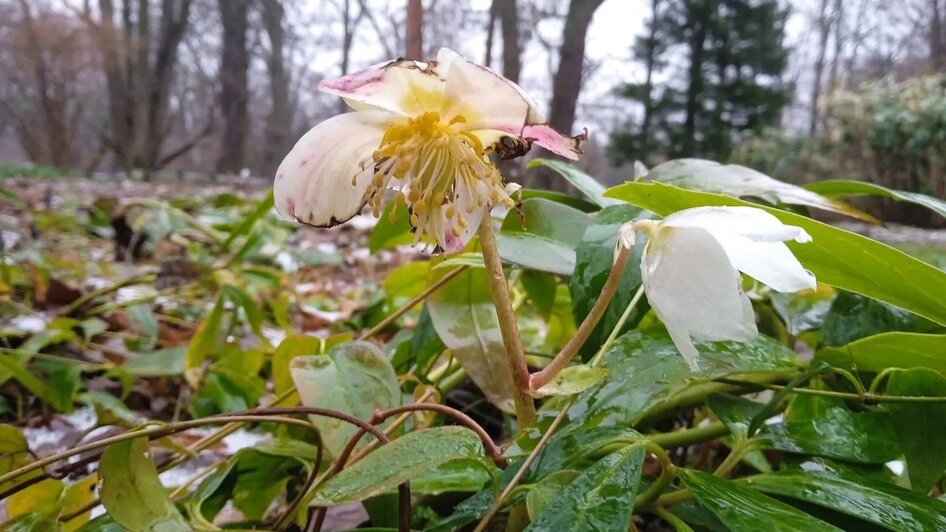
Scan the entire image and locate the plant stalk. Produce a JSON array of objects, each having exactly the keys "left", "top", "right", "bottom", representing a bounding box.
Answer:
[
  {"left": 529, "top": 244, "right": 630, "bottom": 390},
  {"left": 477, "top": 219, "right": 536, "bottom": 428}
]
